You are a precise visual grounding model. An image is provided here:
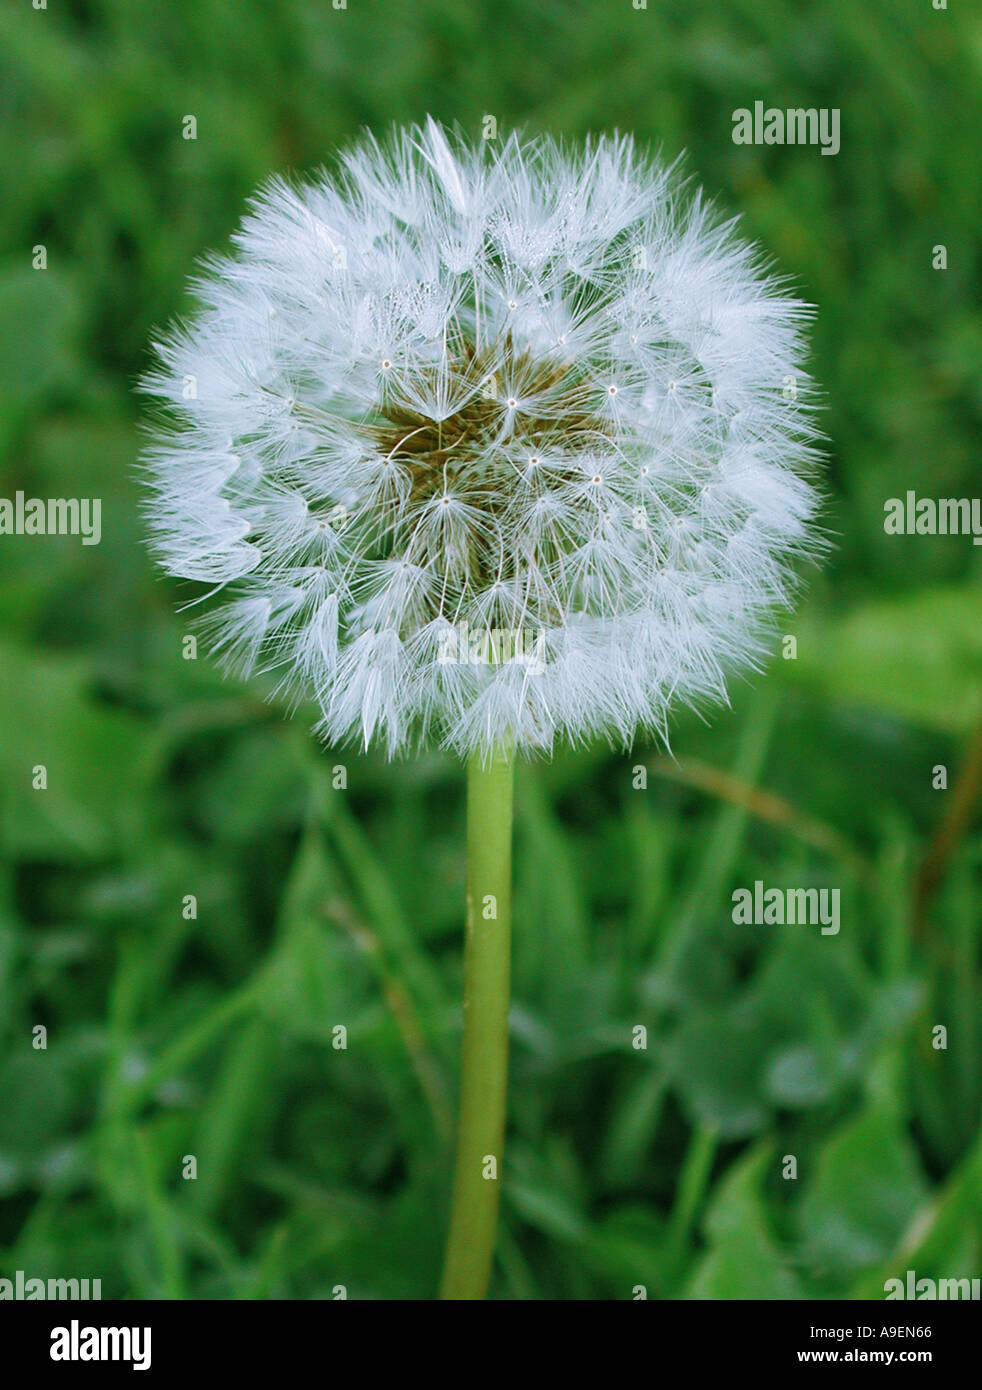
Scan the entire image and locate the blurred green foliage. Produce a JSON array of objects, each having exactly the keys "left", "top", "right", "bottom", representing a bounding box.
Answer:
[{"left": 1, "top": 0, "right": 981, "bottom": 1298}]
